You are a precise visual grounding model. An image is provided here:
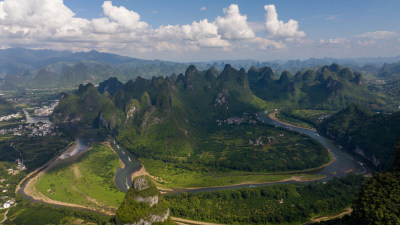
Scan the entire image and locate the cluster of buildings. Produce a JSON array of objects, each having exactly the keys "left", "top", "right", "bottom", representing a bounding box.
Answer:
[
  {"left": 1, "top": 198, "right": 16, "bottom": 209},
  {"left": 33, "top": 100, "right": 59, "bottom": 117},
  {"left": 0, "top": 123, "right": 60, "bottom": 137},
  {"left": 249, "top": 133, "right": 285, "bottom": 147},
  {"left": 216, "top": 113, "right": 257, "bottom": 126},
  {"left": 249, "top": 137, "right": 264, "bottom": 146},
  {"left": 317, "top": 114, "right": 331, "bottom": 123},
  {"left": 27, "top": 123, "right": 60, "bottom": 137},
  {"left": 0, "top": 113, "right": 22, "bottom": 122},
  {"left": 7, "top": 159, "right": 26, "bottom": 175}
]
